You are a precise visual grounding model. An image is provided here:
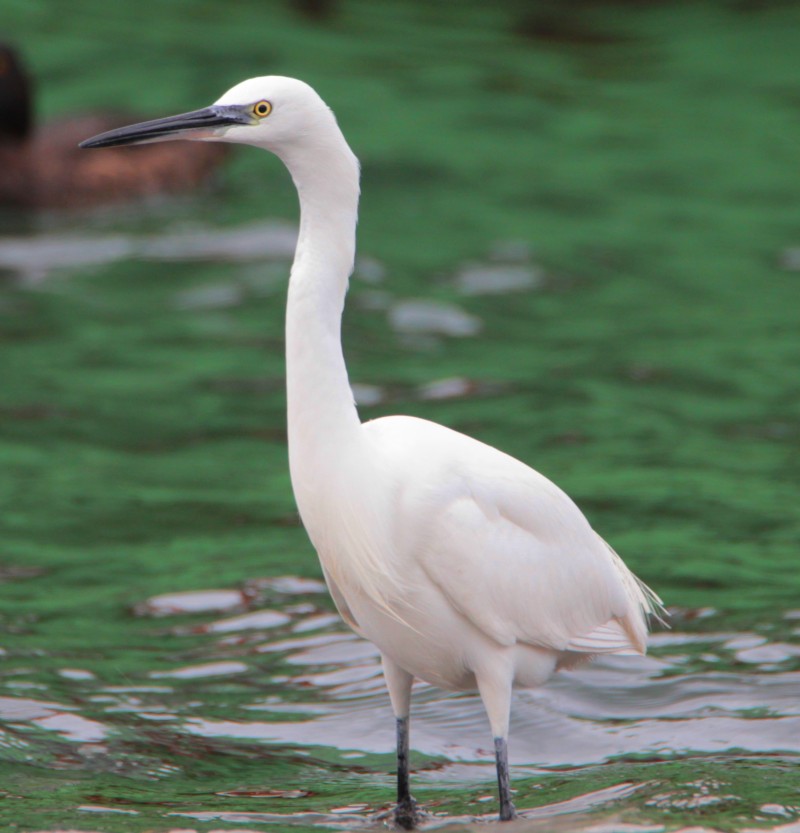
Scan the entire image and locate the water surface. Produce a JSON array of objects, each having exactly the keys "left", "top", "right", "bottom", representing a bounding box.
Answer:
[{"left": 1, "top": 0, "right": 799, "bottom": 830}]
